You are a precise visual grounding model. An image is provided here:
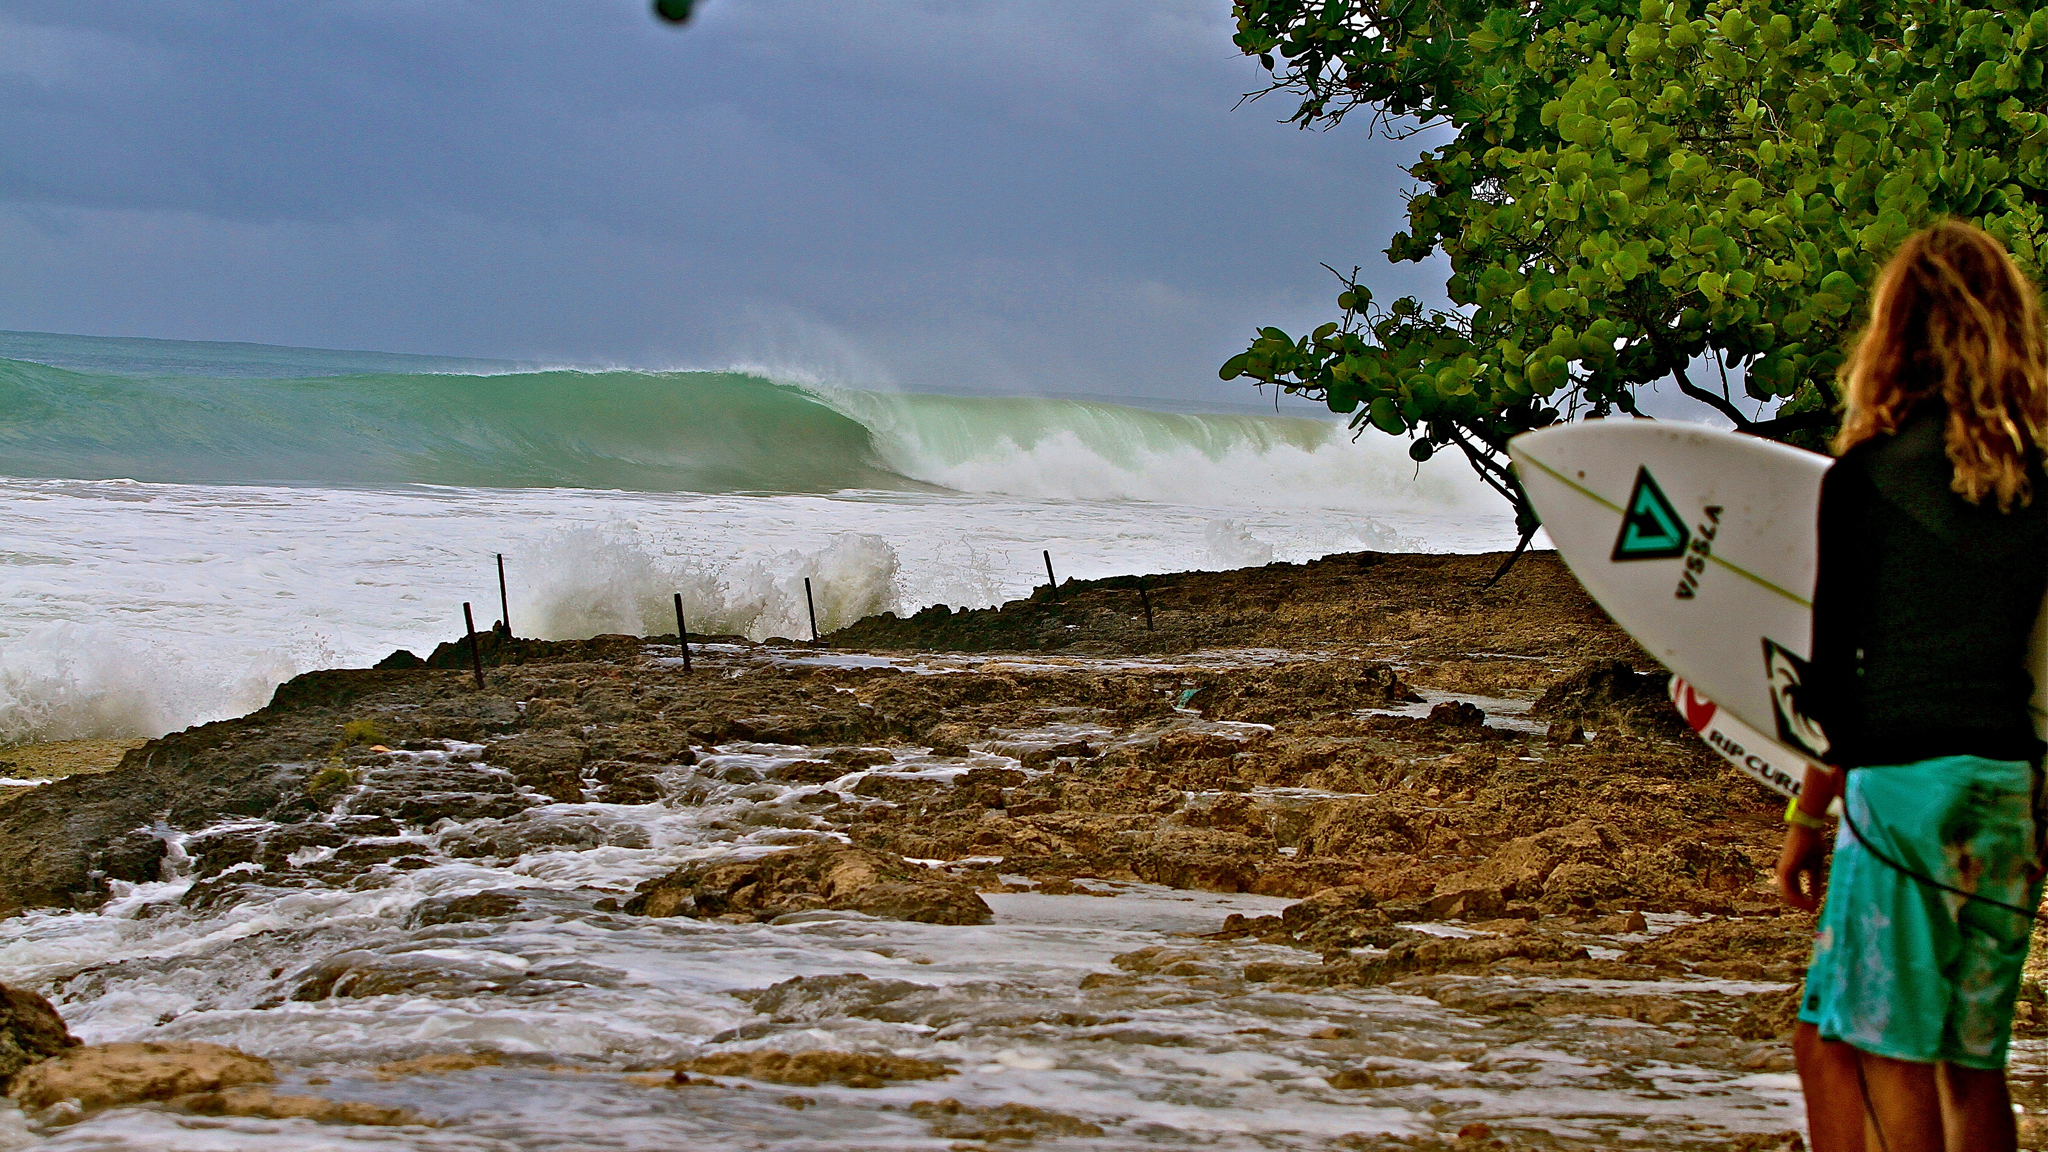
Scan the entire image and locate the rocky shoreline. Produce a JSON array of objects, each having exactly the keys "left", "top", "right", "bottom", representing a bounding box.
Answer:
[{"left": 1, "top": 550, "right": 2039, "bottom": 1148}]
